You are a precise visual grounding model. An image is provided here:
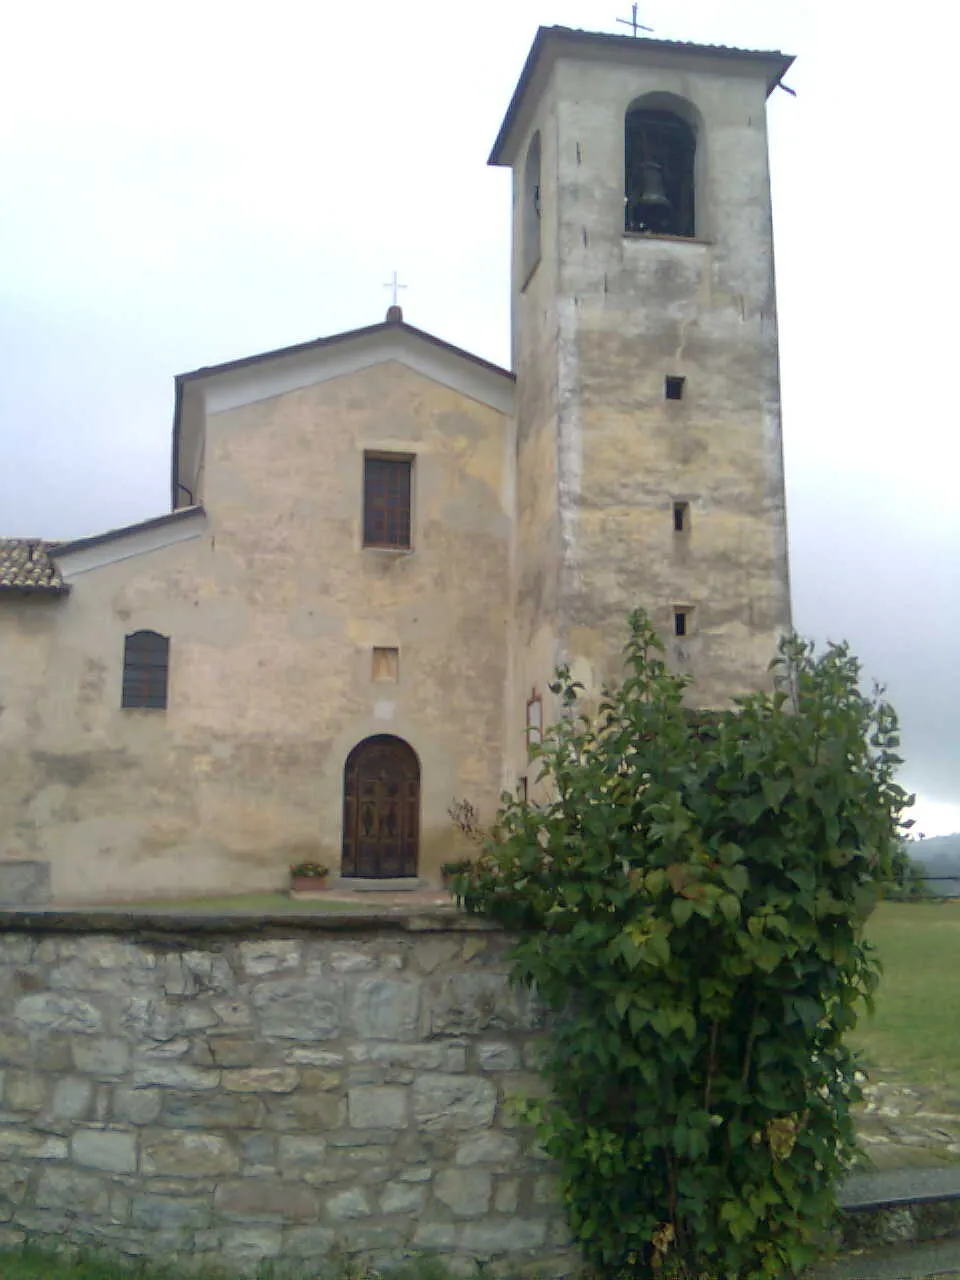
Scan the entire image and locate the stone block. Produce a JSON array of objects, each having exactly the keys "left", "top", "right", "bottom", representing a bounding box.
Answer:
[
  {"left": 299, "top": 1067, "right": 341, "bottom": 1091},
  {"left": 4, "top": 1069, "right": 47, "bottom": 1111},
  {"left": 215, "top": 1178, "right": 318, "bottom": 1221},
  {"left": 435, "top": 1168, "right": 493, "bottom": 1217},
  {"left": 206, "top": 1036, "right": 259, "bottom": 1068},
  {"left": 379, "top": 1179, "right": 427, "bottom": 1214},
  {"left": 348, "top": 1085, "right": 408, "bottom": 1130},
  {"left": 54, "top": 1078, "right": 88, "bottom": 1123},
  {"left": 35, "top": 1167, "right": 111, "bottom": 1214},
  {"left": 0, "top": 1127, "right": 67, "bottom": 1159},
  {"left": 460, "top": 1218, "right": 548, "bottom": 1254},
  {"left": 241, "top": 1132, "right": 276, "bottom": 1168},
  {"left": 72, "top": 1037, "right": 131, "bottom": 1077},
  {"left": 494, "top": 1177, "right": 520, "bottom": 1213},
  {"left": 413, "top": 1073, "right": 497, "bottom": 1131},
  {"left": 221, "top": 1067, "right": 300, "bottom": 1093},
  {"left": 262, "top": 1091, "right": 346, "bottom": 1131},
  {"left": 0, "top": 860, "right": 51, "bottom": 905},
  {"left": 324, "top": 948, "right": 375, "bottom": 972},
  {"left": 0, "top": 1163, "right": 29, "bottom": 1204},
  {"left": 15, "top": 993, "right": 102, "bottom": 1034},
  {"left": 0, "top": 937, "right": 36, "bottom": 963},
  {"left": 476, "top": 1041, "right": 520, "bottom": 1071},
  {"left": 136, "top": 1037, "right": 191, "bottom": 1061},
  {"left": 284, "top": 1047, "right": 344, "bottom": 1067},
  {"left": 0, "top": 1030, "right": 31, "bottom": 1066},
  {"left": 113, "top": 1086, "right": 162, "bottom": 1125},
  {"left": 364, "top": 1042, "right": 467, "bottom": 1073},
  {"left": 410, "top": 938, "right": 461, "bottom": 974},
  {"left": 141, "top": 1131, "right": 240, "bottom": 1177},
  {"left": 253, "top": 978, "right": 342, "bottom": 1041},
  {"left": 210, "top": 997, "right": 253, "bottom": 1029},
  {"left": 160, "top": 1091, "right": 265, "bottom": 1130},
  {"left": 219, "top": 1224, "right": 282, "bottom": 1261},
  {"left": 348, "top": 977, "right": 420, "bottom": 1040},
  {"left": 130, "top": 1194, "right": 210, "bottom": 1229},
  {"left": 325, "top": 1187, "right": 371, "bottom": 1220},
  {"left": 277, "top": 1133, "right": 327, "bottom": 1172},
  {"left": 533, "top": 1173, "right": 560, "bottom": 1203},
  {"left": 0, "top": 1228, "right": 25, "bottom": 1250},
  {"left": 426, "top": 972, "right": 541, "bottom": 1036},
  {"left": 72, "top": 1128, "right": 138, "bottom": 1174},
  {"left": 284, "top": 1224, "right": 337, "bottom": 1256},
  {"left": 455, "top": 1132, "right": 520, "bottom": 1166},
  {"left": 133, "top": 1063, "right": 220, "bottom": 1090},
  {"left": 237, "top": 940, "right": 302, "bottom": 976},
  {"left": 412, "top": 1221, "right": 457, "bottom": 1250}
]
